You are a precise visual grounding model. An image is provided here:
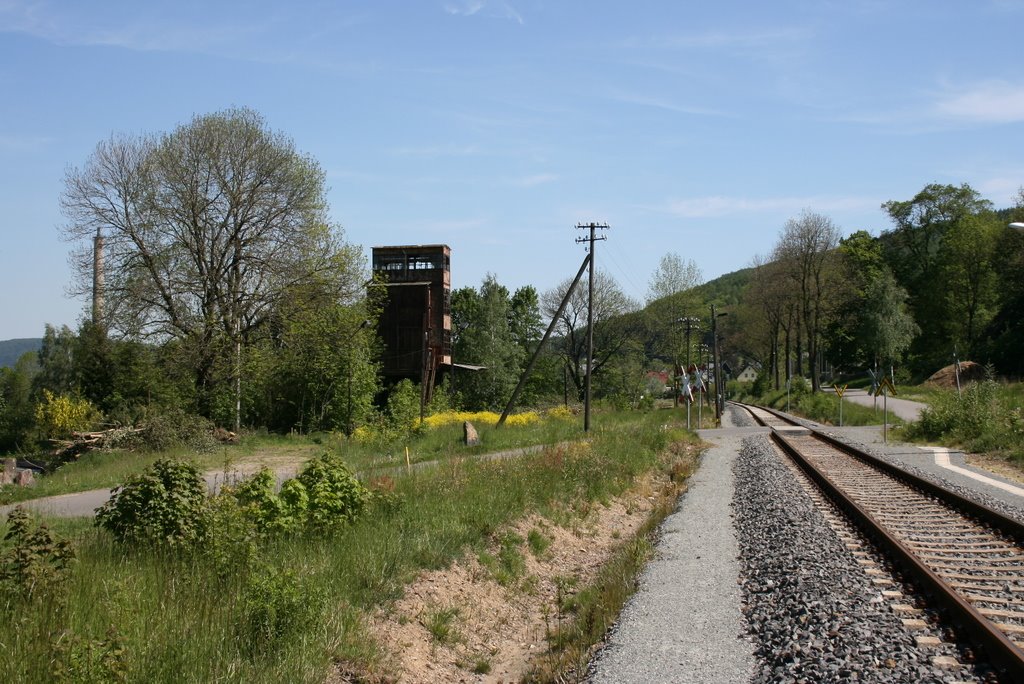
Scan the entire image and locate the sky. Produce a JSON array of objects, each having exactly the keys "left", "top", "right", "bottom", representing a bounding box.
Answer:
[{"left": 1, "top": 0, "right": 1023, "bottom": 340}]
